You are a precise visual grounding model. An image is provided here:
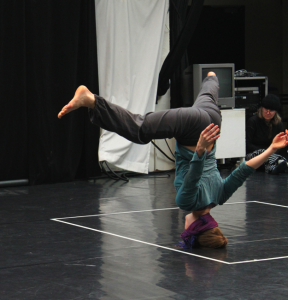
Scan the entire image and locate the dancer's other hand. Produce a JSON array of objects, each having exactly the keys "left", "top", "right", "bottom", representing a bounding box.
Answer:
[
  {"left": 270, "top": 132, "right": 288, "bottom": 151},
  {"left": 196, "top": 123, "right": 220, "bottom": 157}
]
